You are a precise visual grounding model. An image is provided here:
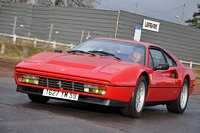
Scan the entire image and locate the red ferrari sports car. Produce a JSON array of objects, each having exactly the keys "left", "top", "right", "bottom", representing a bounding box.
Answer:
[{"left": 14, "top": 38, "right": 195, "bottom": 118}]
